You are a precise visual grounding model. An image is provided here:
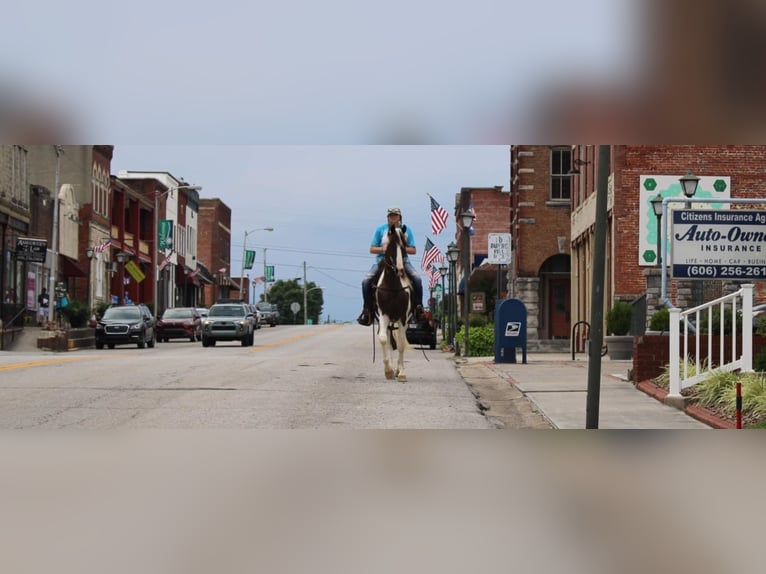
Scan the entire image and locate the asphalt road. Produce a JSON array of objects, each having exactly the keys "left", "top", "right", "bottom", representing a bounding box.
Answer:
[{"left": 0, "top": 324, "right": 500, "bottom": 429}]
